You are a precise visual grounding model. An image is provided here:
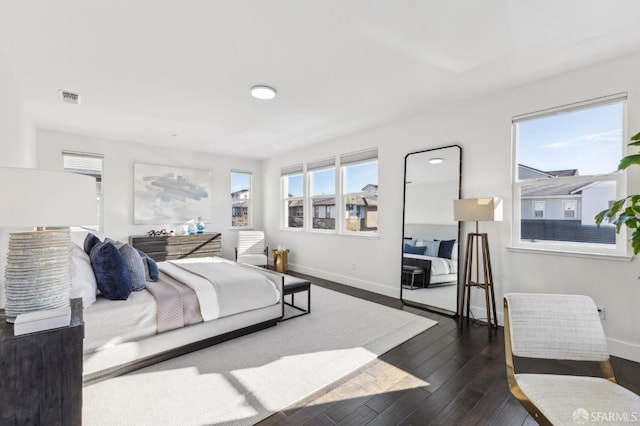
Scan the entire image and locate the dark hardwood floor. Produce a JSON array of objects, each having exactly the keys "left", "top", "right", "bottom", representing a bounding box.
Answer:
[{"left": 257, "top": 272, "right": 640, "bottom": 426}]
